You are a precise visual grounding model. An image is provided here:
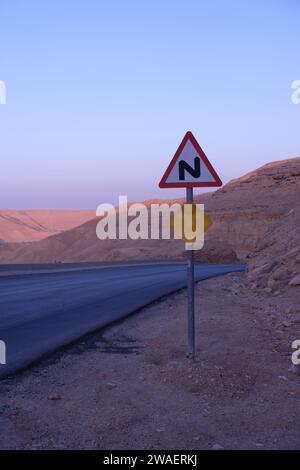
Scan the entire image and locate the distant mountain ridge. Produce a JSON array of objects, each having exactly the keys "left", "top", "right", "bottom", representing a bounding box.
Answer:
[{"left": 0, "top": 210, "right": 95, "bottom": 243}]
